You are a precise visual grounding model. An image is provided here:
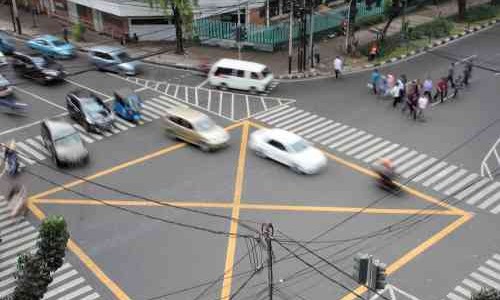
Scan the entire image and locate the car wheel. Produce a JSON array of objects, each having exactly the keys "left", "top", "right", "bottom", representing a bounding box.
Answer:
[
  {"left": 291, "top": 164, "right": 304, "bottom": 174},
  {"left": 220, "top": 83, "right": 228, "bottom": 91},
  {"left": 199, "top": 142, "right": 211, "bottom": 152},
  {"left": 255, "top": 149, "right": 266, "bottom": 158},
  {"left": 249, "top": 87, "right": 258, "bottom": 95}
]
